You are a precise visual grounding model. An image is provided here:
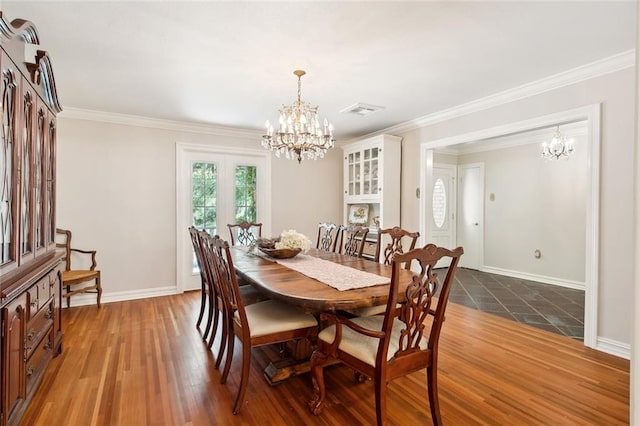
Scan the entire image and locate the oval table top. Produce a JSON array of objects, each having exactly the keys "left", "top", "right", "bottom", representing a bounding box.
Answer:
[{"left": 231, "top": 247, "right": 415, "bottom": 313}]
